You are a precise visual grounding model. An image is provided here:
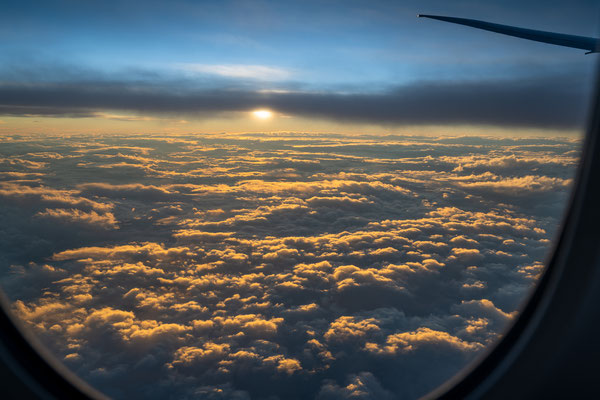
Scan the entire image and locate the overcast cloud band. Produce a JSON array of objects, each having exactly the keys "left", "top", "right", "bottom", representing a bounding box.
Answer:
[{"left": 0, "top": 73, "right": 589, "bottom": 129}]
